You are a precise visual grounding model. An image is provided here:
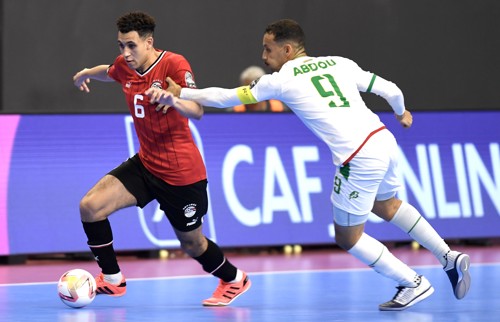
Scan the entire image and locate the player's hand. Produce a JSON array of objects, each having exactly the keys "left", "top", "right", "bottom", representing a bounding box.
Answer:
[
  {"left": 145, "top": 87, "right": 176, "bottom": 114},
  {"left": 395, "top": 110, "right": 413, "bottom": 128},
  {"left": 148, "top": 77, "right": 182, "bottom": 113},
  {"left": 165, "top": 77, "right": 182, "bottom": 97},
  {"left": 73, "top": 69, "right": 91, "bottom": 93},
  {"left": 155, "top": 103, "right": 170, "bottom": 114}
]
